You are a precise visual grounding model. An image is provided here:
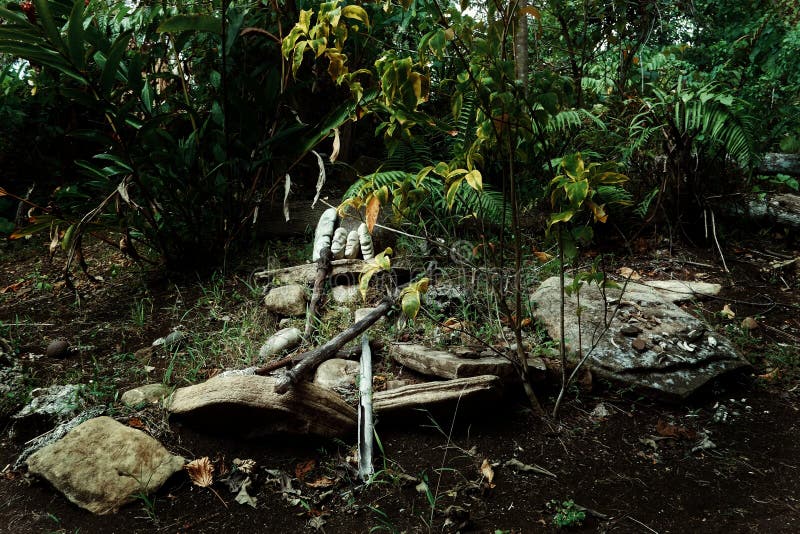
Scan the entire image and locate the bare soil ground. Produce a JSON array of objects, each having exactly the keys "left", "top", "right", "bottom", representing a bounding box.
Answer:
[{"left": 1, "top": 231, "right": 799, "bottom": 533}]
